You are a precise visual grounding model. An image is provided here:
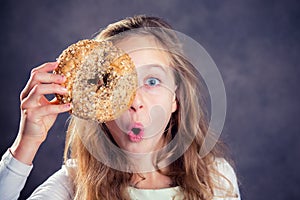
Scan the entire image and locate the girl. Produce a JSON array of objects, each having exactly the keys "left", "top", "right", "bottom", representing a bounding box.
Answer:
[{"left": 0, "top": 15, "right": 240, "bottom": 199}]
